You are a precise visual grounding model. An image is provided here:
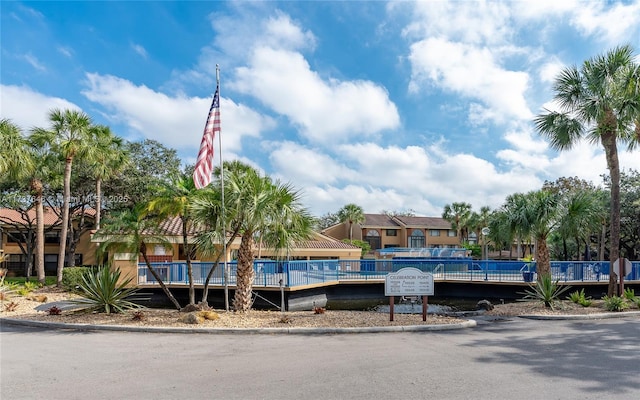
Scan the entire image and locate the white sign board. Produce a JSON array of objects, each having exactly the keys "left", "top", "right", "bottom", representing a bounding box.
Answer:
[{"left": 385, "top": 267, "right": 434, "bottom": 296}]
